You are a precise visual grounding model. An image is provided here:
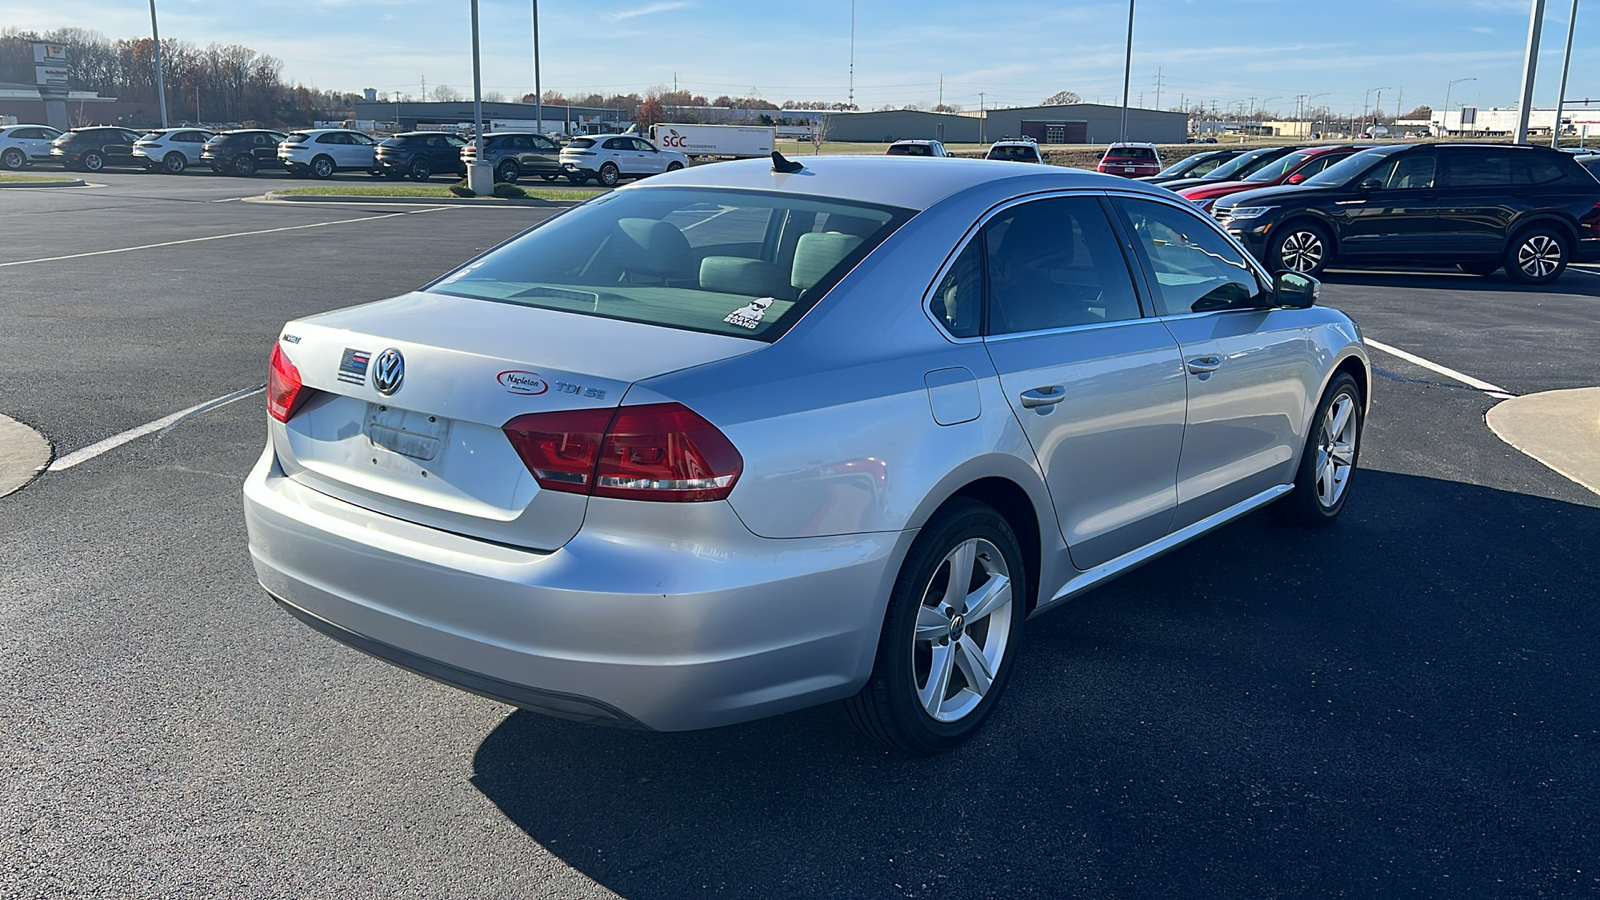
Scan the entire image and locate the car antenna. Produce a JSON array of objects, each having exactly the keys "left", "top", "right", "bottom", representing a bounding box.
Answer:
[{"left": 771, "top": 151, "right": 804, "bottom": 173}]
